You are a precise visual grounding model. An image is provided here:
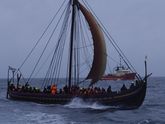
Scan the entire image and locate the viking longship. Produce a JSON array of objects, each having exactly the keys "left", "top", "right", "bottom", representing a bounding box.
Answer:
[{"left": 7, "top": 0, "right": 151, "bottom": 109}]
